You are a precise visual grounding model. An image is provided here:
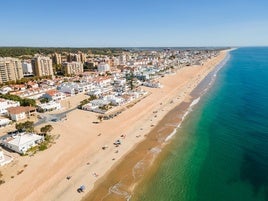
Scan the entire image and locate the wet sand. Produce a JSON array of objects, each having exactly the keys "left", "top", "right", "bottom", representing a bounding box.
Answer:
[{"left": 83, "top": 52, "right": 231, "bottom": 201}]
